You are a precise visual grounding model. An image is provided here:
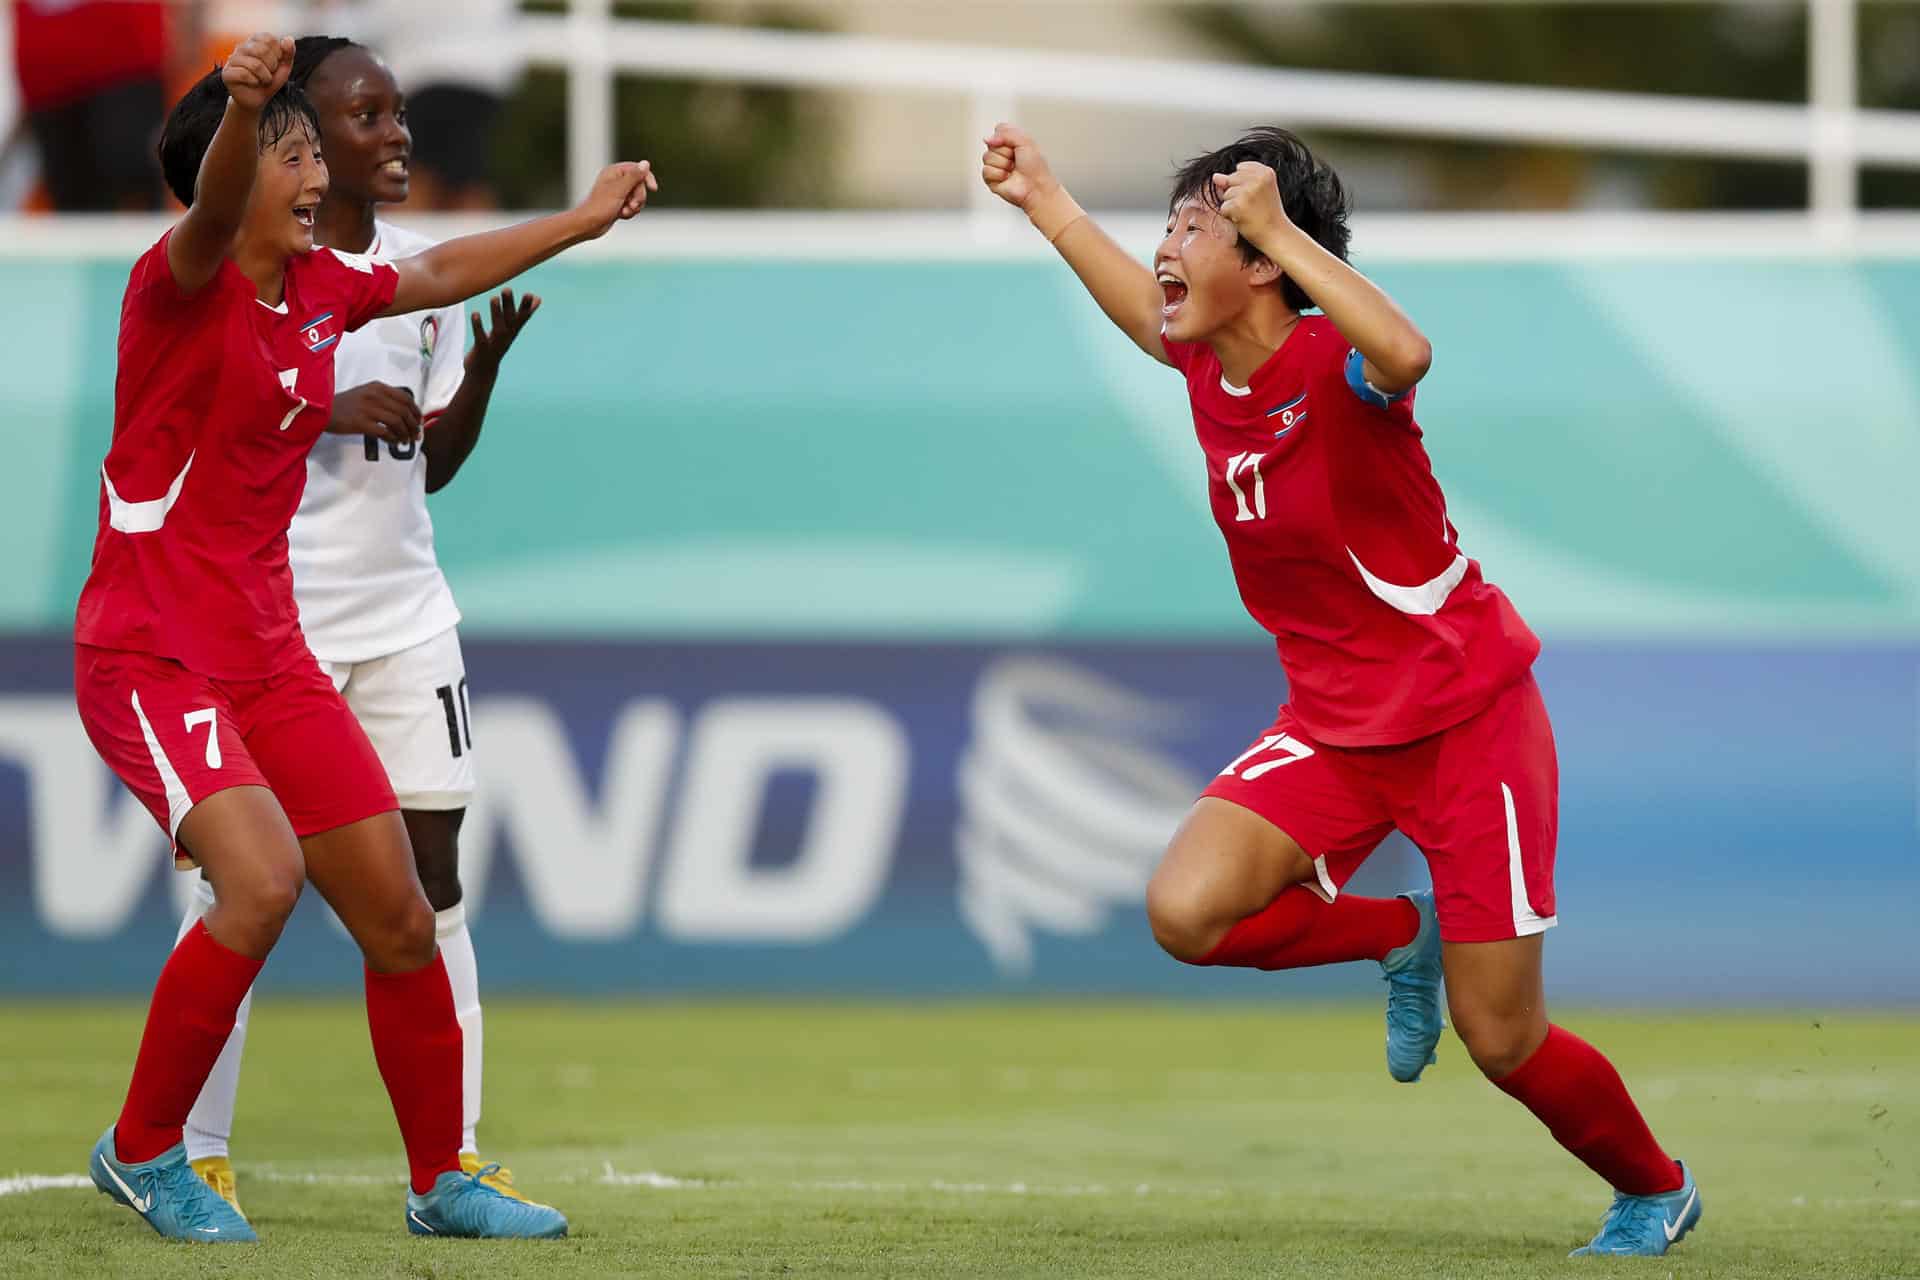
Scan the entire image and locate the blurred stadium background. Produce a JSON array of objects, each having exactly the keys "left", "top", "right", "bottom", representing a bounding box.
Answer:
[{"left": 1, "top": 2, "right": 1916, "bottom": 1272}]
